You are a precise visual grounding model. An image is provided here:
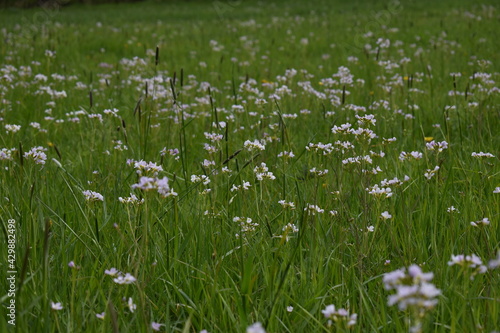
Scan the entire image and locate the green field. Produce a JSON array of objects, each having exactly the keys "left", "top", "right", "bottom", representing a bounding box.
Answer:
[{"left": 0, "top": 0, "right": 499, "bottom": 332}]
